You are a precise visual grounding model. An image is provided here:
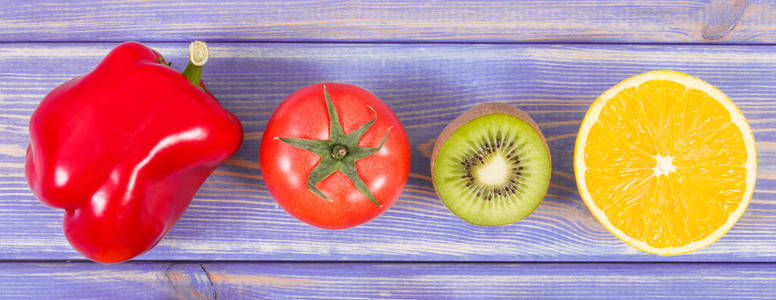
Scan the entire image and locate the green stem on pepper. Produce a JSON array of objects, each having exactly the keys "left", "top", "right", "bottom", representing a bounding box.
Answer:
[{"left": 182, "top": 41, "right": 208, "bottom": 90}]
